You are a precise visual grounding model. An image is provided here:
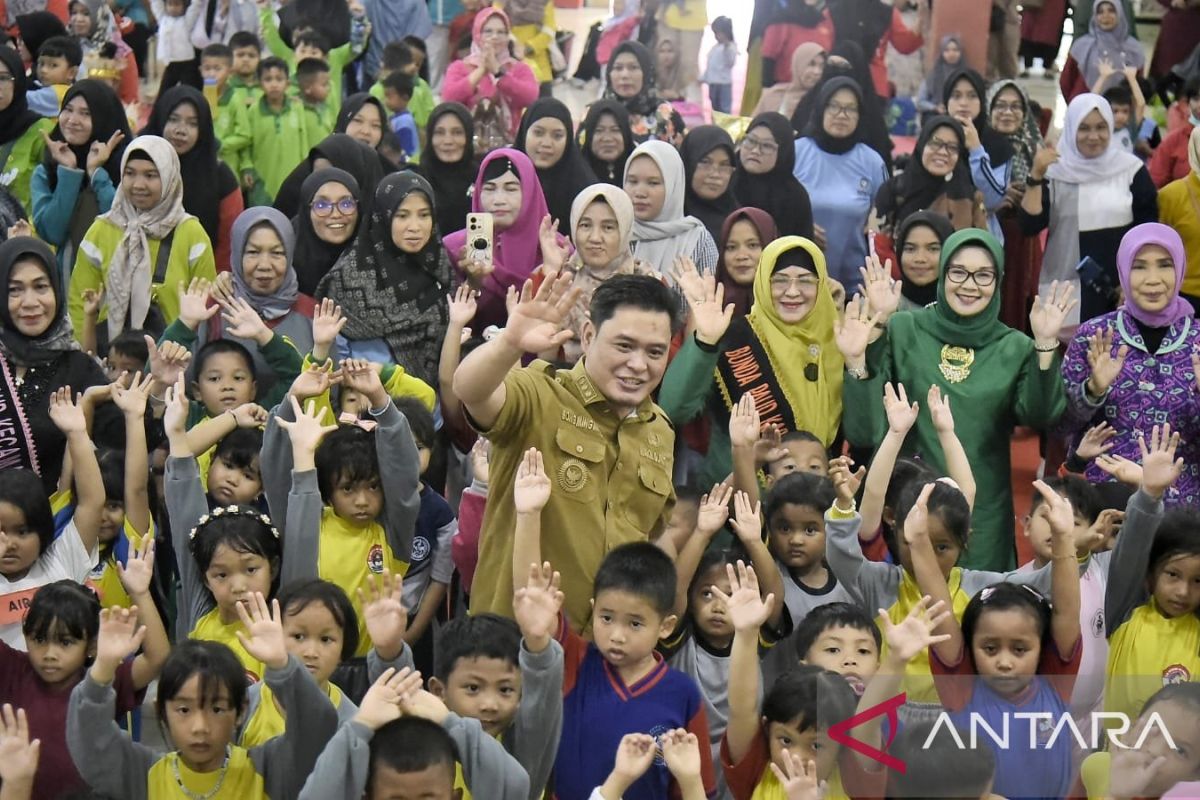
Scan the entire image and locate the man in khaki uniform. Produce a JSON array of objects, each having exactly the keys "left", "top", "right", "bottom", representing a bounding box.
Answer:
[{"left": 454, "top": 273, "right": 680, "bottom": 631}]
